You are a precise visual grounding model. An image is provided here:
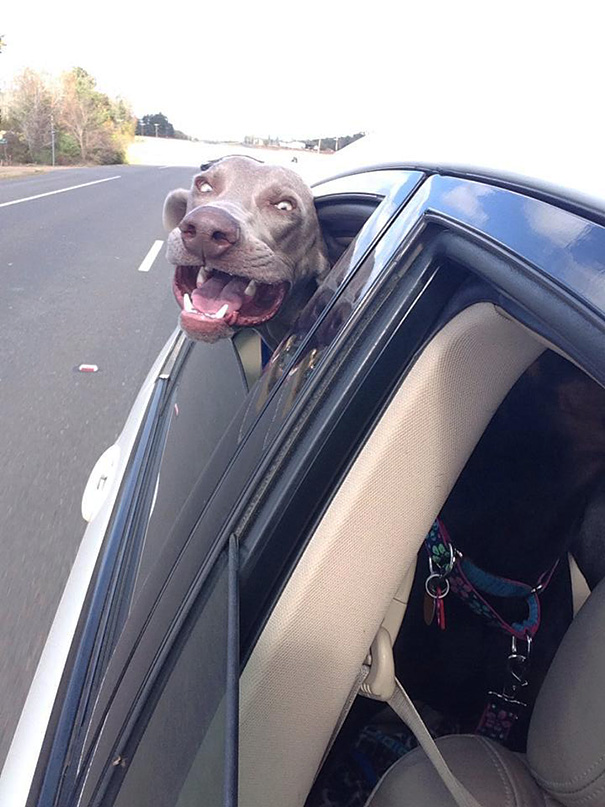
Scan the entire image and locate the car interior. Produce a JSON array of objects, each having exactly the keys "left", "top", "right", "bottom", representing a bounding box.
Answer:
[
  {"left": 237, "top": 301, "right": 604, "bottom": 807},
  {"left": 315, "top": 196, "right": 380, "bottom": 264}
]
